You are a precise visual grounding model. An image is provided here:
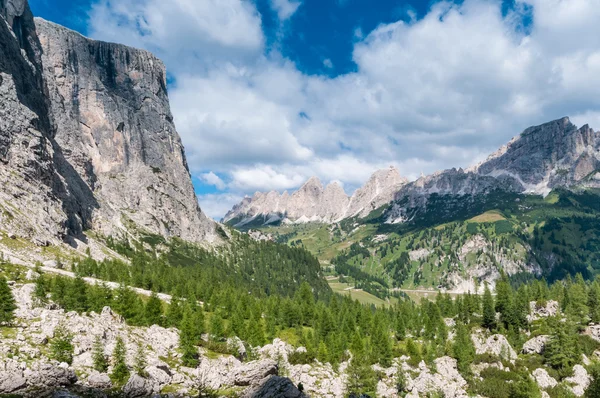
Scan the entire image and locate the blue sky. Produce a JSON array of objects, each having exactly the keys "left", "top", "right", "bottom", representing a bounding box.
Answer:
[{"left": 29, "top": 0, "right": 600, "bottom": 219}]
